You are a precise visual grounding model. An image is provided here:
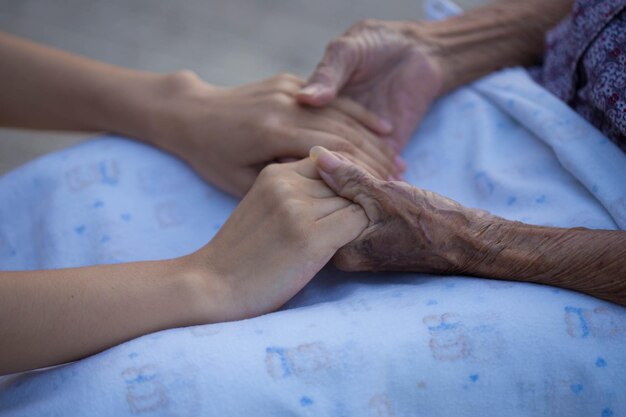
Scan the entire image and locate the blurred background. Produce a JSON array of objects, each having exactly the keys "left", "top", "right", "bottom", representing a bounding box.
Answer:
[{"left": 0, "top": 0, "right": 488, "bottom": 175}]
